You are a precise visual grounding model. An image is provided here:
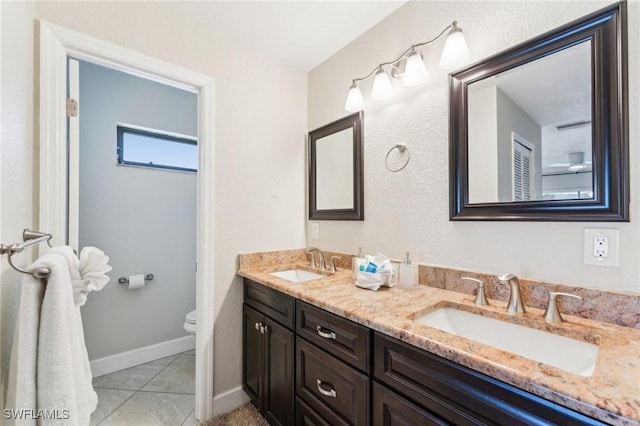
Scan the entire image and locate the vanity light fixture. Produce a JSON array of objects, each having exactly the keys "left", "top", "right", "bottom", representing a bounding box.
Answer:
[{"left": 344, "top": 21, "right": 470, "bottom": 112}]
